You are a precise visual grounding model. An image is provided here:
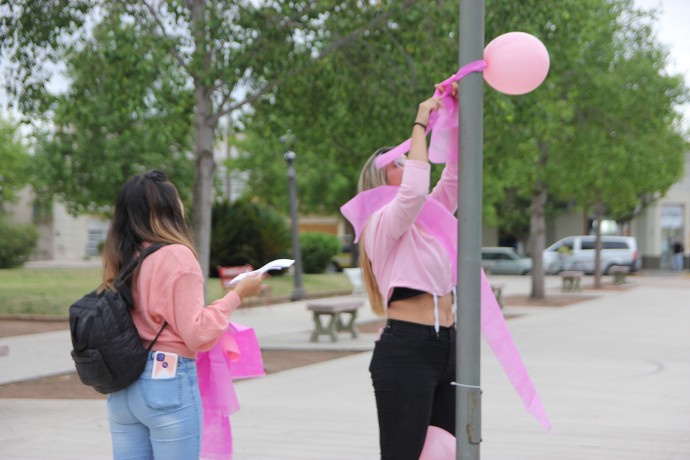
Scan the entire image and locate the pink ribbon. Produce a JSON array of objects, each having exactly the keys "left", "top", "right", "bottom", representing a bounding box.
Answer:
[
  {"left": 340, "top": 189, "right": 551, "bottom": 431},
  {"left": 197, "top": 322, "right": 265, "bottom": 459},
  {"left": 374, "top": 60, "right": 487, "bottom": 169},
  {"left": 480, "top": 269, "right": 552, "bottom": 431}
]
